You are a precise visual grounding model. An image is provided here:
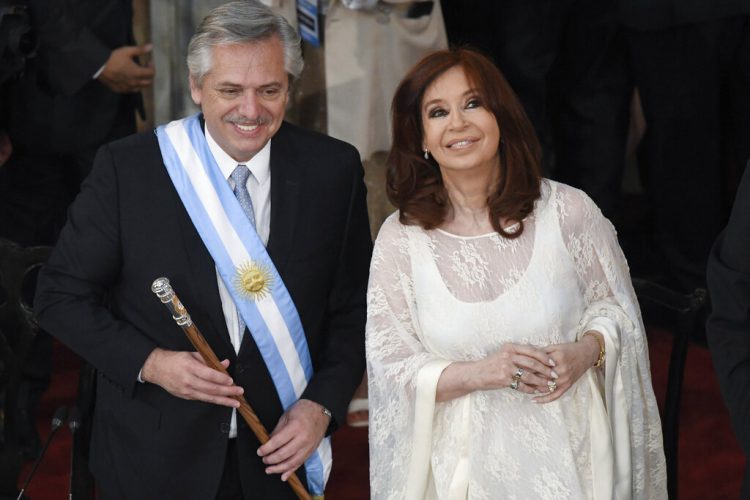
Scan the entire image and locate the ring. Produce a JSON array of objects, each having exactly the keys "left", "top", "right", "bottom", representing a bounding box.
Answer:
[
  {"left": 547, "top": 380, "right": 557, "bottom": 392},
  {"left": 510, "top": 378, "right": 520, "bottom": 391},
  {"left": 513, "top": 368, "right": 524, "bottom": 380}
]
